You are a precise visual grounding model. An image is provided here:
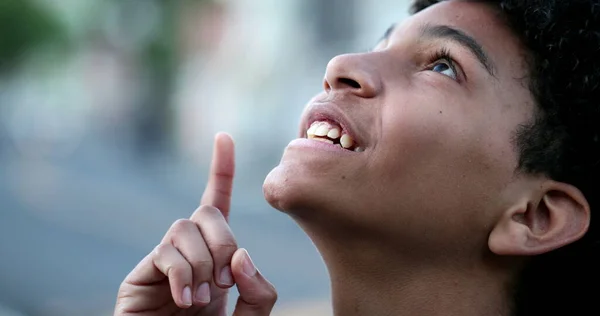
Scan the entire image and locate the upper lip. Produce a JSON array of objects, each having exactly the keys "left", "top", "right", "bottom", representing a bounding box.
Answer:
[{"left": 301, "top": 100, "right": 365, "bottom": 148}]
